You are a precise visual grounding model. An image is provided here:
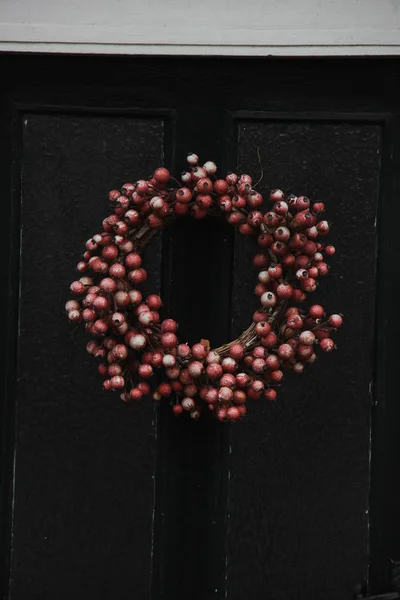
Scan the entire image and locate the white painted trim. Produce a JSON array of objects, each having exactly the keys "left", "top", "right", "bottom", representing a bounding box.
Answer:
[
  {"left": 1, "top": 42, "right": 399, "bottom": 57},
  {"left": 1, "top": 0, "right": 399, "bottom": 56}
]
